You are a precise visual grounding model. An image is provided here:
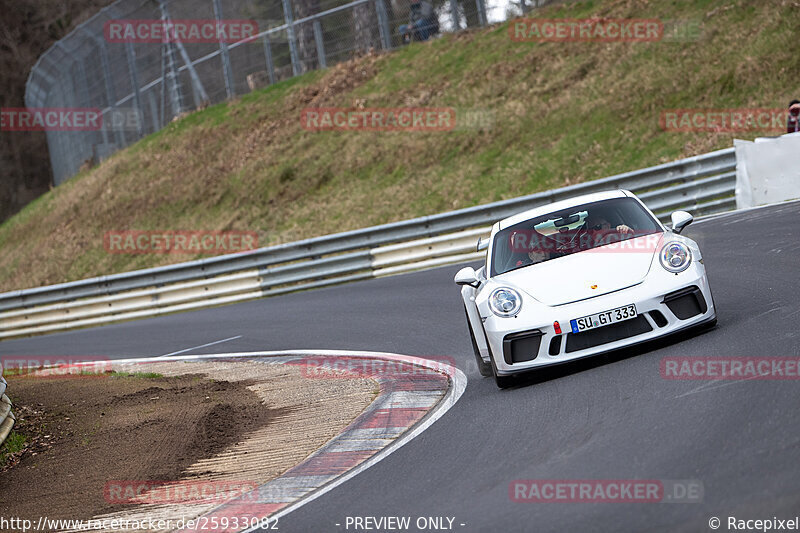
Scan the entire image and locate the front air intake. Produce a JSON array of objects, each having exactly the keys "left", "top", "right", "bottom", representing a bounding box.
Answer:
[
  {"left": 663, "top": 286, "right": 707, "bottom": 320},
  {"left": 503, "top": 330, "right": 543, "bottom": 365},
  {"left": 649, "top": 310, "right": 669, "bottom": 328}
]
